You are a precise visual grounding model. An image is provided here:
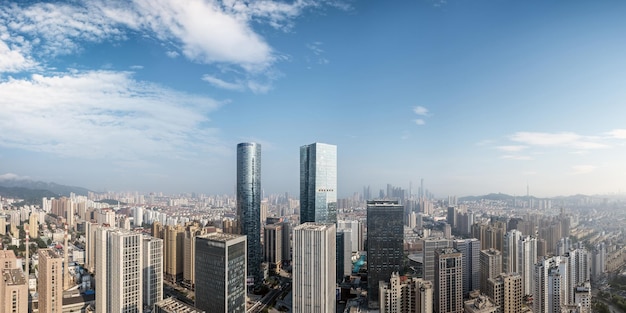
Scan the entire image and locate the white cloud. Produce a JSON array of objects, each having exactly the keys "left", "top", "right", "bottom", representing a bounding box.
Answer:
[
  {"left": 496, "top": 145, "right": 527, "bottom": 152},
  {"left": 306, "top": 42, "right": 329, "bottom": 65},
  {"left": 129, "top": 65, "right": 143, "bottom": 70},
  {"left": 0, "top": 70, "right": 227, "bottom": 160},
  {"left": 501, "top": 155, "right": 533, "bottom": 161},
  {"left": 0, "top": 39, "right": 37, "bottom": 72},
  {"left": 571, "top": 165, "right": 596, "bottom": 175},
  {"left": 607, "top": 129, "right": 626, "bottom": 139},
  {"left": 0, "top": 173, "right": 30, "bottom": 181},
  {"left": 202, "top": 74, "right": 245, "bottom": 91},
  {"left": 165, "top": 50, "right": 180, "bottom": 58},
  {"left": 414, "top": 119, "right": 425, "bottom": 125},
  {"left": 510, "top": 131, "right": 608, "bottom": 150},
  {"left": 0, "top": 0, "right": 347, "bottom": 75},
  {"left": 413, "top": 106, "right": 429, "bottom": 116}
]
